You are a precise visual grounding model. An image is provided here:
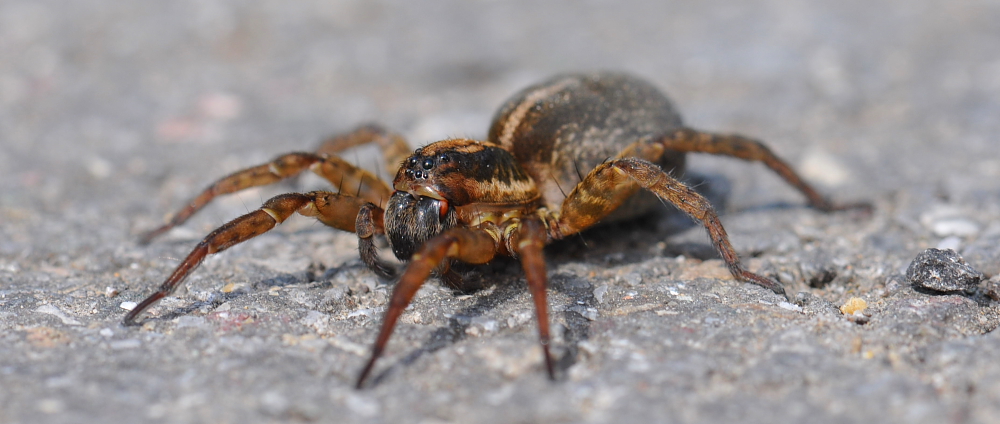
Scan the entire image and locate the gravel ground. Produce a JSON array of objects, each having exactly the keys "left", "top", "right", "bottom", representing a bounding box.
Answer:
[{"left": 2, "top": 1, "right": 1000, "bottom": 423}]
